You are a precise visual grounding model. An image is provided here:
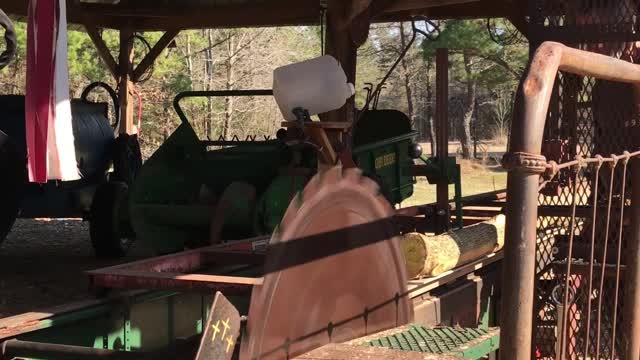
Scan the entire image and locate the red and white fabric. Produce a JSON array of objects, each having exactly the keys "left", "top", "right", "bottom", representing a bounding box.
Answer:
[{"left": 26, "top": 0, "right": 78, "bottom": 183}]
